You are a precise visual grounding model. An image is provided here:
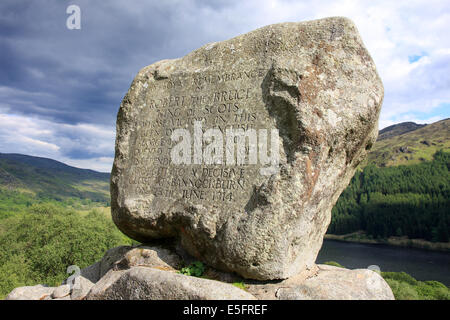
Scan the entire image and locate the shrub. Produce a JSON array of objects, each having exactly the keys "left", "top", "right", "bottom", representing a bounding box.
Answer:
[
  {"left": 384, "top": 278, "right": 419, "bottom": 300},
  {"left": 381, "top": 271, "right": 417, "bottom": 286},
  {"left": 416, "top": 281, "right": 450, "bottom": 300},
  {"left": 0, "top": 204, "right": 132, "bottom": 299},
  {"left": 179, "top": 261, "right": 205, "bottom": 277},
  {"left": 381, "top": 271, "right": 449, "bottom": 300}
]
